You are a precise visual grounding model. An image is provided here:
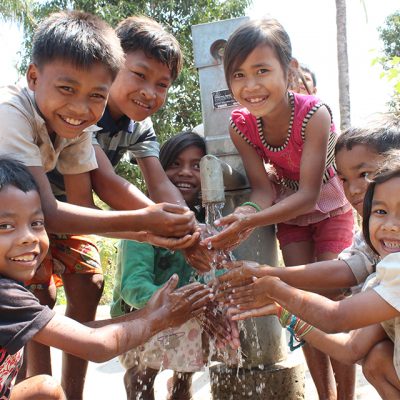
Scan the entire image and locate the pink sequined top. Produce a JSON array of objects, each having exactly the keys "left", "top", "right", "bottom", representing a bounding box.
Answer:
[{"left": 230, "top": 91, "right": 351, "bottom": 226}]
